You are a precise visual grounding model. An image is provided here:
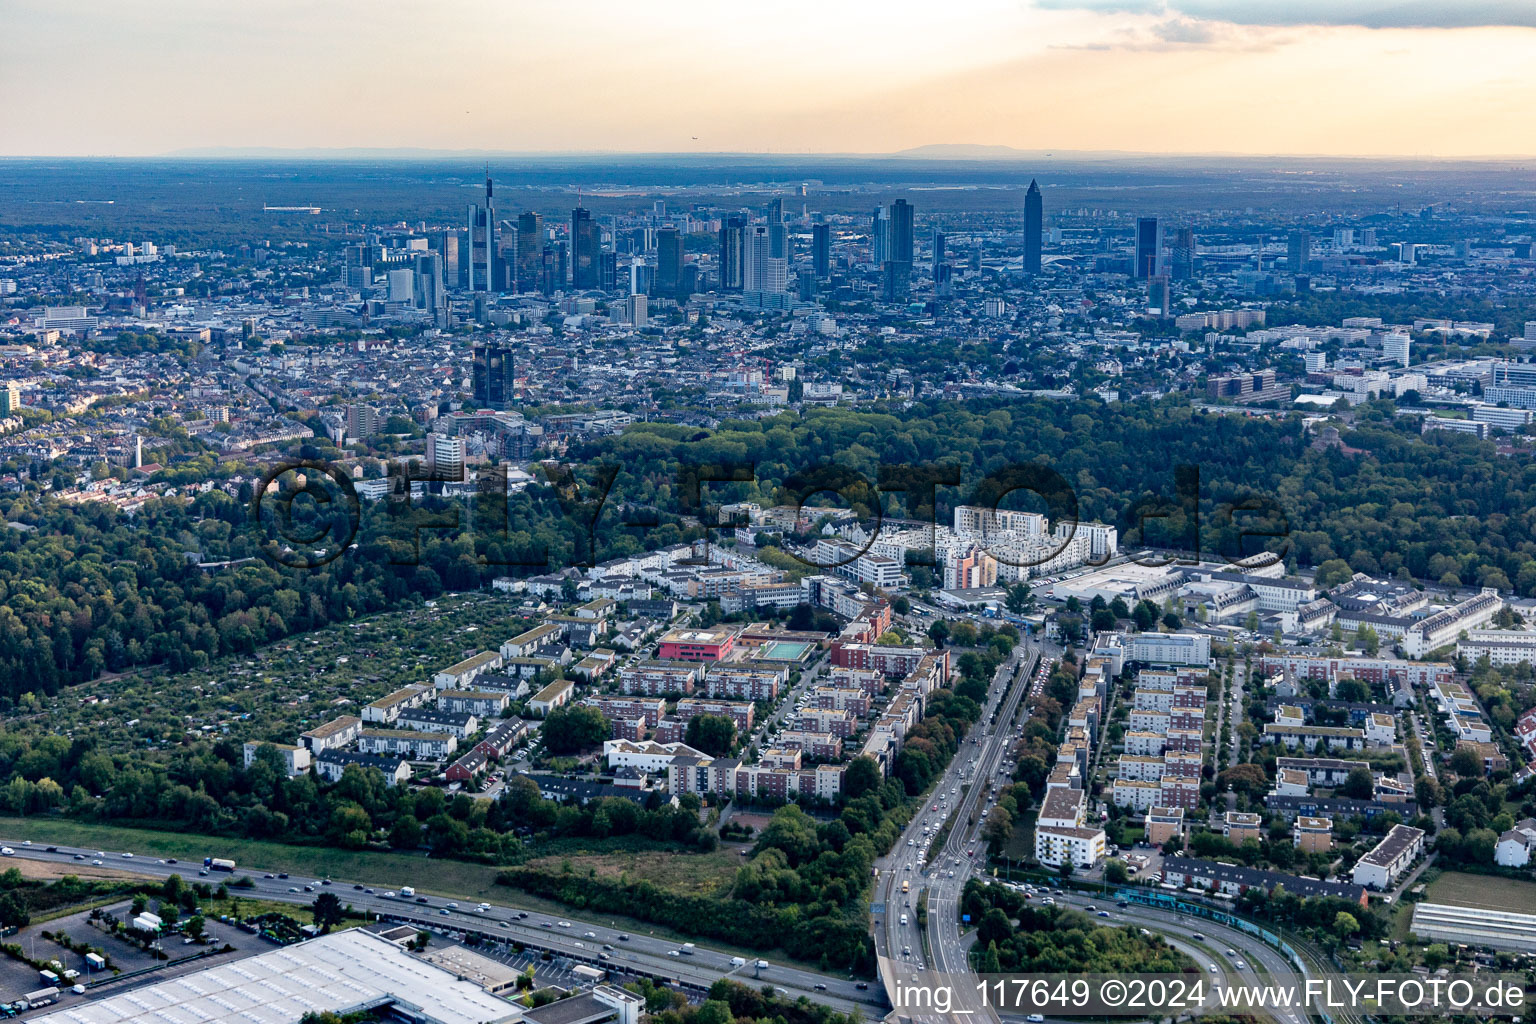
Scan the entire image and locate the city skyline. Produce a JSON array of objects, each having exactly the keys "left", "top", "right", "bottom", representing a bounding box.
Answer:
[{"left": 4, "top": 1, "right": 1536, "bottom": 159}]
